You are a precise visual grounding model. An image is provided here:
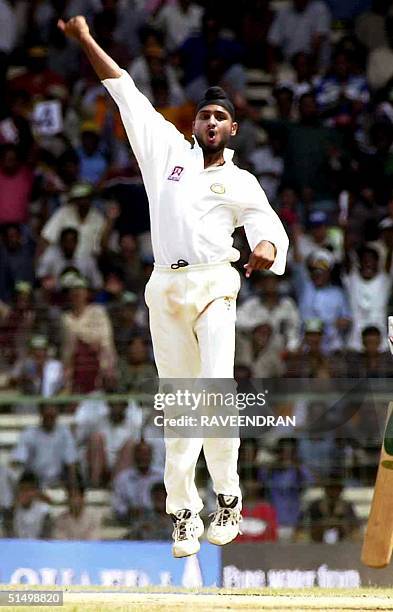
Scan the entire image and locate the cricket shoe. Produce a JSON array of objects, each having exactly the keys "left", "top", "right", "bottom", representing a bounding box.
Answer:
[
  {"left": 170, "top": 509, "right": 204, "bottom": 558},
  {"left": 207, "top": 494, "right": 242, "bottom": 546}
]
